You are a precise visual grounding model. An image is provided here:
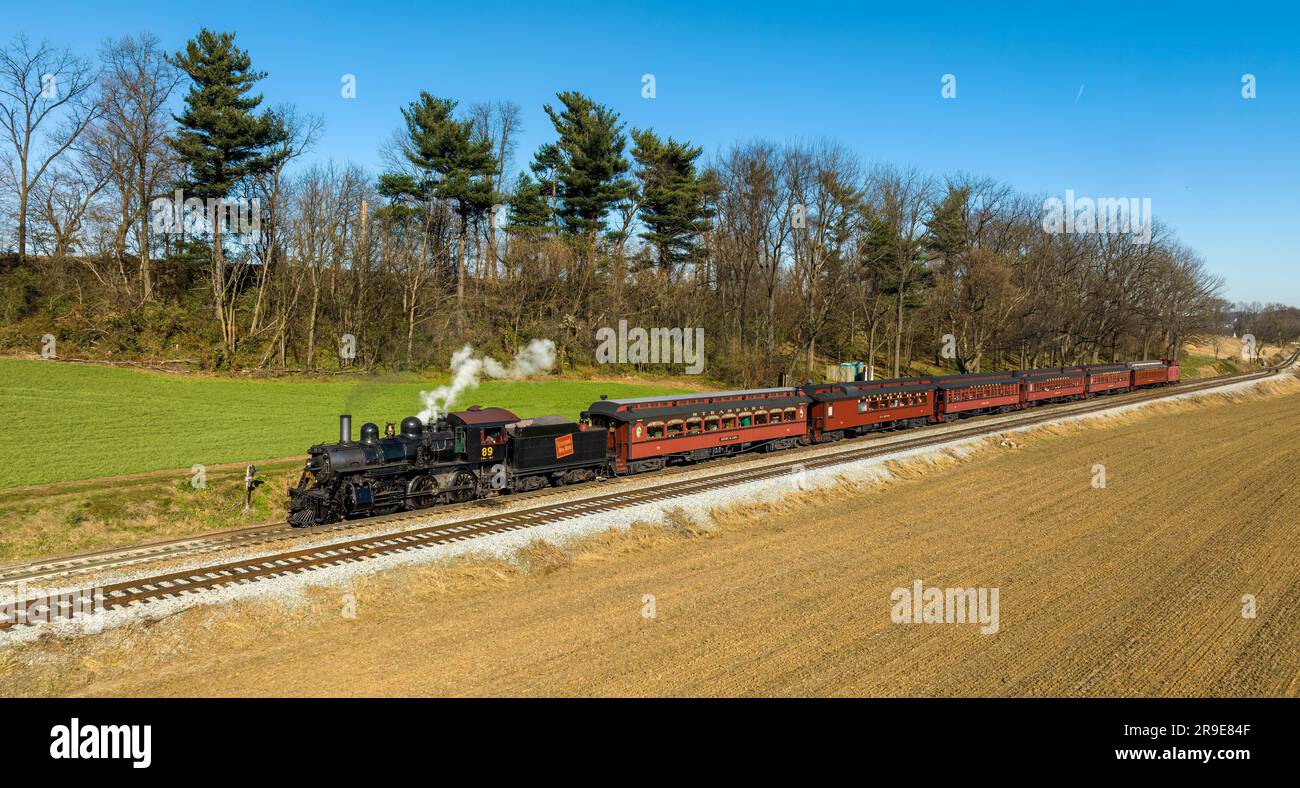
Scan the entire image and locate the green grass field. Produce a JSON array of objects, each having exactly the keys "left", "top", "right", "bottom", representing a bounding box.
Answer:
[
  {"left": 0, "top": 359, "right": 692, "bottom": 489},
  {"left": 1177, "top": 353, "right": 1244, "bottom": 379}
]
